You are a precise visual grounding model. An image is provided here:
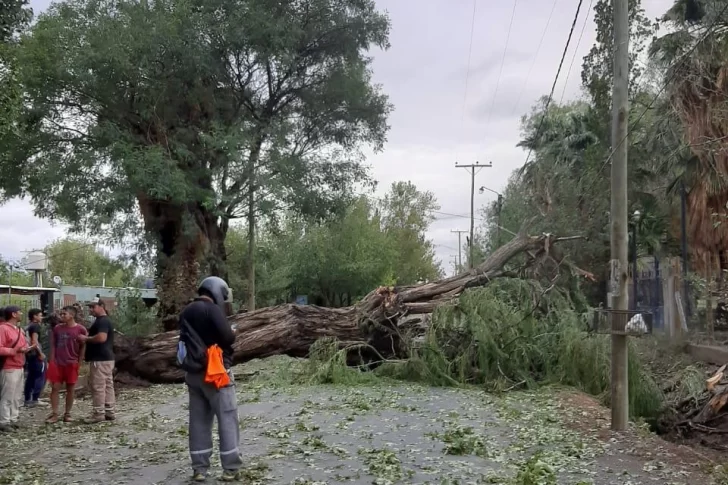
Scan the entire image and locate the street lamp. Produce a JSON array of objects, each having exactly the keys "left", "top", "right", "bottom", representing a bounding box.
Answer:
[
  {"left": 631, "top": 210, "right": 641, "bottom": 311},
  {"left": 479, "top": 186, "right": 504, "bottom": 248}
]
